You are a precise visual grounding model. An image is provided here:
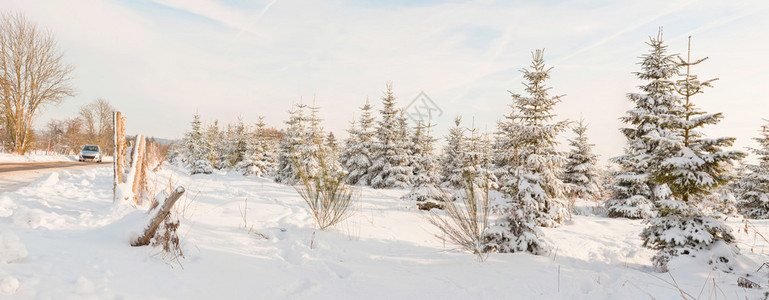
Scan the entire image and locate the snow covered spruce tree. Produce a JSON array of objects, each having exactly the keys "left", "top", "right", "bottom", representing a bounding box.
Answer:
[
  {"left": 562, "top": 119, "right": 602, "bottom": 201},
  {"left": 205, "top": 121, "right": 229, "bottom": 170},
  {"left": 183, "top": 113, "right": 213, "bottom": 175},
  {"left": 231, "top": 119, "right": 249, "bottom": 168},
  {"left": 486, "top": 49, "right": 567, "bottom": 254},
  {"left": 339, "top": 100, "right": 377, "bottom": 185},
  {"left": 737, "top": 120, "right": 769, "bottom": 218},
  {"left": 640, "top": 36, "right": 745, "bottom": 271},
  {"left": 478, "top": 131, "right": 501, "bottom": 190},
  {"left": 236, "top": 117, "right": 271, "bottom": 177},
  {"left": 402, "top": 119, "right": 443, "bottom": 203},
  {"left": 326, "top": 132, "right": 339, "bottom": 154},
  {"left": 307, "top": 104, "right": 338, "bottom": 175},
  {"left": 276, "top": 102, "right": 337, "bottom": 184},
  {"left": 605, "top": 30, "right": 679, "bottom": 219},
  {"left": 440, "top": 116, "right": 467, "bottom": 189},
  {"left": 369, "top": 83, "right": 412, "bottom": 189},
  {"left": 275, "top": 103, "right": 310, "bottom": 184},
  {"left": 465, "top": 121, "right": 499, "bottom": 190}
]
